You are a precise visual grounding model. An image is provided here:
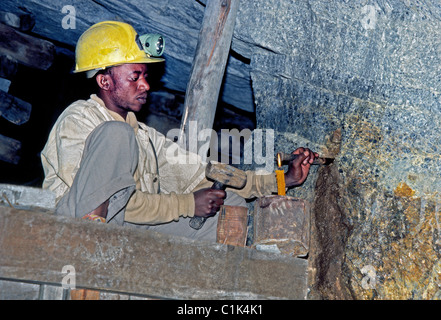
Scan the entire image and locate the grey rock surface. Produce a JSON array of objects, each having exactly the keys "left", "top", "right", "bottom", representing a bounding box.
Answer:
[{"left": 236, "top": 0, "right": 441, "bottom": 299}]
